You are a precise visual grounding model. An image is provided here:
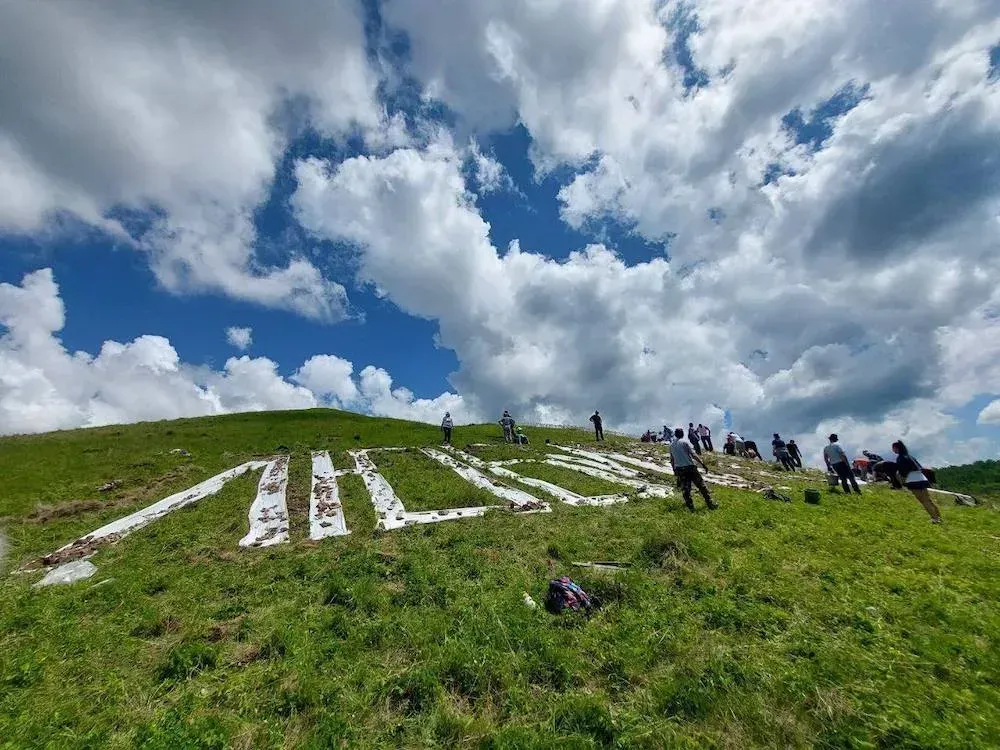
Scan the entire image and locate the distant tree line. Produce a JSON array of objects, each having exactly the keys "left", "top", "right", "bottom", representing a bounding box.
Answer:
[{"left": 935, "top": 460, "right": 1000, "bottom": 498}]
